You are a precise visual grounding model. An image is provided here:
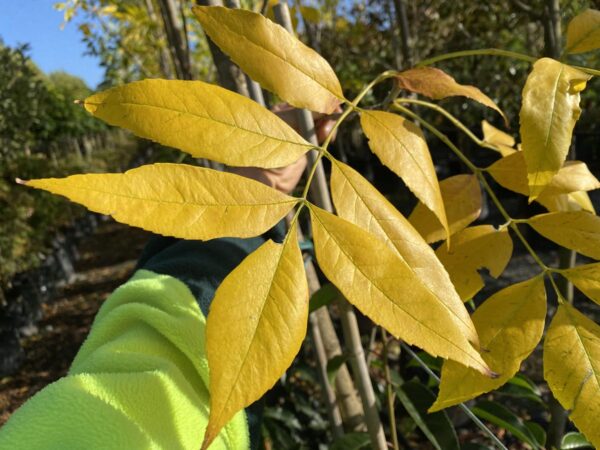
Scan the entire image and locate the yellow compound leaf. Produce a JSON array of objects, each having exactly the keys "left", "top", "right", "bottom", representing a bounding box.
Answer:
[
  {"left": 192, "top": 6, "right": 344, "bottom": 114},
  {"left": 360, "top": 110, "right": 449, "bottom": 240},
  {"left": 435, "top": 226, "right": 513, "bottom": 301},
  {"left": 528, "top": 211, "right": 600, "bottom": 260},
  {"left": 519, "top": 58, "right": 591, "bottom": 201},
  {"left": 566, "top": 9, "right": 600, "bottom": 54},
  {"left": 409, "top": 174, "right": 482, "bottom": 243},
  {"left": 562, "top": 262, "right": 600, "bottom": 306},
  {"left": 488, "top": 152, "right": 600, "bottom": 198},
  {"left": 481, "top": 120, "right": 517, "bottom": 156},
  {"left": 83, "top": 79, "right": 313, "bottom": 168},
  {"left": 431, "top": 276, "right": 546, "bottom": 411},
  {"left": 330, "top": 160, "right": 479, "bottom": 346},
  {"left": 544, "top": 304, "right": 600, "bottom": 448},
  {"left": 396, "top": 67, "right": 506, "bottom": 122},
  {"left": 24, "top": 163, "right": 298, "bottom": 240},
  {"left": 201, "top": 224, "right": 308, "bottom": 450},
  {"left": 309, "top": 205, "right": 491, "bottom": 375}
]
